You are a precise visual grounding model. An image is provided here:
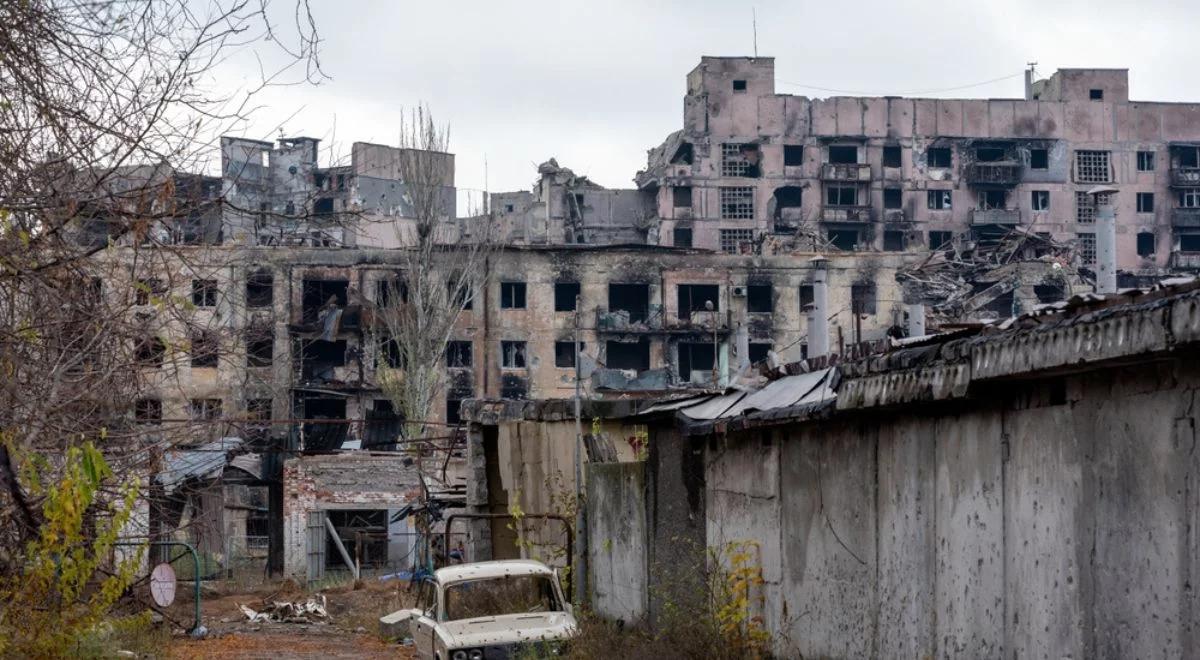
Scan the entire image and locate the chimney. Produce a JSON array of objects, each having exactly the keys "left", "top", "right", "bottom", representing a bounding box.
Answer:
[
  {"left": 808, "top": 257, "right": 830, "bottom": 358},
  {"left": 1090, "top": 186, "right": 1119, "bottom": 294}
]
